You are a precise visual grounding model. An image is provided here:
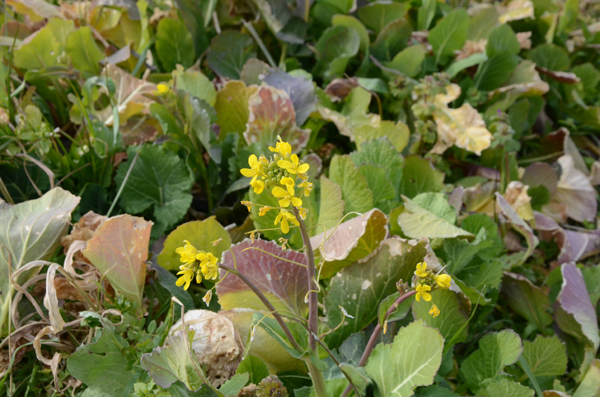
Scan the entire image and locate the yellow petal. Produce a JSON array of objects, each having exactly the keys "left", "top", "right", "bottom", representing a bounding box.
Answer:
[
  {"left": 291, "top": 197, "right": 303, "bottom": 207},
  {"left": 277, "top": 160, "right": 293, "bottom": 169},
  {"left": 280, "top": 177, "right": 295, "bottom": 186},
  {"left": 279, "top": 198, "right": 291, "bottom": 207},
  {"left": 241, "top": 168, "right": 255, "bottom": 177},
  {"left": 272, "top": 186, "right": 288, "bottom": 198},
  {"left": 297, "top": 163, "right": 310, "bottom": 174},
  {"left": 281, "top": 218, "right": 289, "bottom": 234},
  {"left": 291, "top": 154, "right": 299, "bottom": 165},
  {"left": 248, "top": 154, "right": 258, "bottom": 167}
]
